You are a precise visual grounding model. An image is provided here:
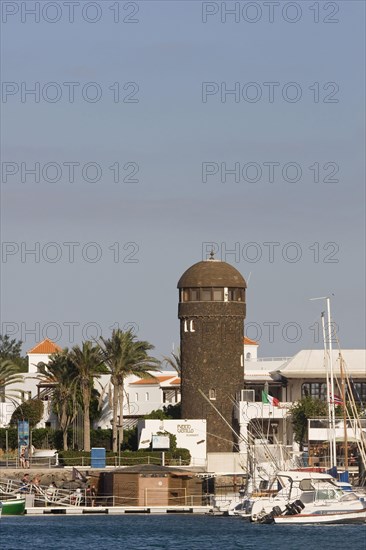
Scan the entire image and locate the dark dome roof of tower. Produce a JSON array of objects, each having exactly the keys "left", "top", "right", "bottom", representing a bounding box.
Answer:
[{"left": 177, "top": 259, "right": 246, "bottom": 288}]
